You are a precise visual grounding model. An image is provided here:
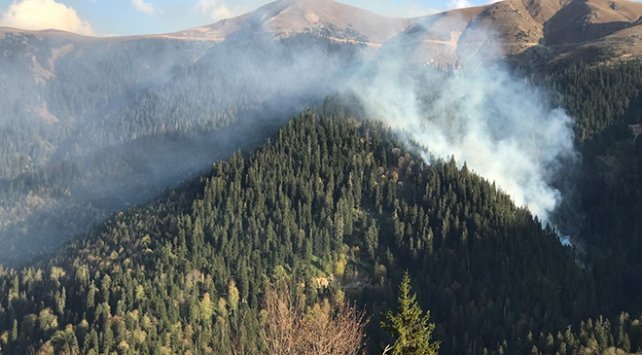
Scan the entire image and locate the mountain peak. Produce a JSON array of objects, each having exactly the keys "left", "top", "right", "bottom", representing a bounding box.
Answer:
[
  {"left": 171, "top": 0, "right": 408, "bottom": 45},
  {"left": 277, "top": 0, "right": 335, "bottom": 7}
]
